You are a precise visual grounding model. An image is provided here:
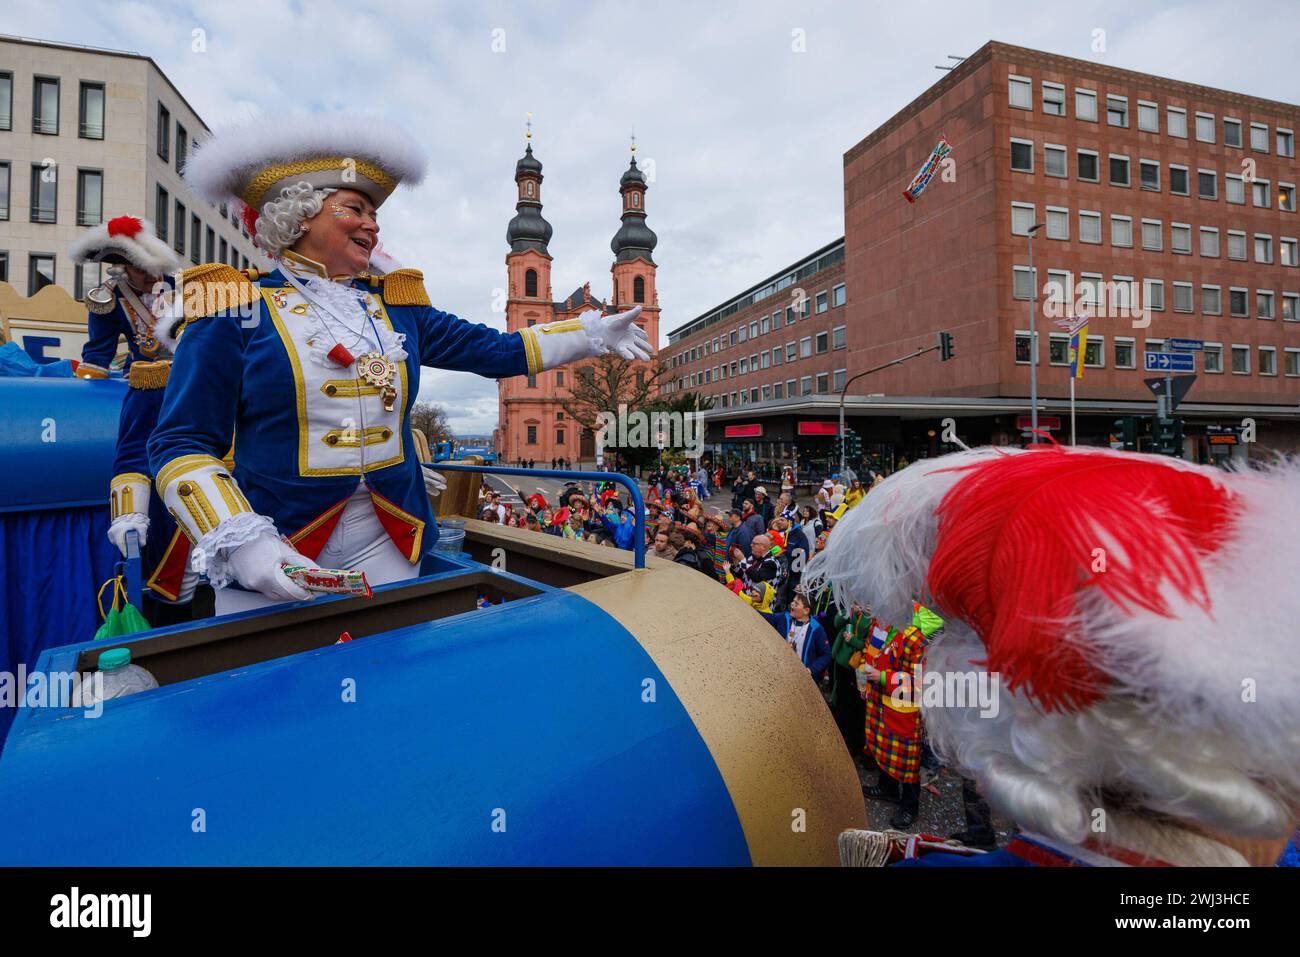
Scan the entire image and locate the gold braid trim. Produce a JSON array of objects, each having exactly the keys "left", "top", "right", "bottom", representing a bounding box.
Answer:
[
  {"left": 127, "top": 359, "right": 172, "bottom": 390},
  {"left": 241, "top": 158, "right": 398, "bottom": 208},
  {"left": 382, "top": 269, "right": 431, "bottom": 307},
  {"left": 178, "top": 263, "right": 261, "bottom": 325}
]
